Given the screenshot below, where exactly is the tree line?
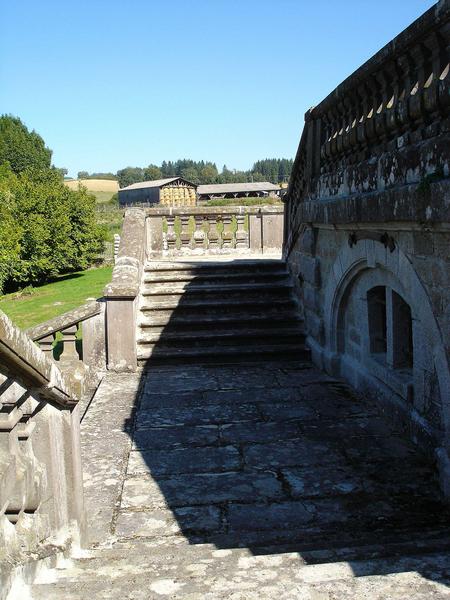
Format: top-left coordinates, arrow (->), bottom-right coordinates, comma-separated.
0,115 -> 104,294
77,158 -> 293,189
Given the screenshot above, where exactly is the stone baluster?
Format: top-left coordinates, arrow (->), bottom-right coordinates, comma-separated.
396,53 -> 414,132
58,325 -> 86,397
192,215 -> 206,249
207,216 -> 220,249
179,215 -> 191,249
164,216 -> 177,251
113,234 -> 121,263
221,215 -> 234,248
235,214 -> 249,249
408,43 -> 428,126
423,32 -> 445,118
38,333 -> 55,358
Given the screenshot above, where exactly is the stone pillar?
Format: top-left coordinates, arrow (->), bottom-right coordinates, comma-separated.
104,208 -> 145,373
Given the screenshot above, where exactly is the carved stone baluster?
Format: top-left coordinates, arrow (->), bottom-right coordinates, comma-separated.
221,215 -> 234,249
59,325 -> 80,363
207,216 -> 220,250
164,216 -> 176,251
38,334 -> 55,359
235,213 -> 249,249
179,215 -> 191,249
192,215 -> 206,250
58,324 -> 86,396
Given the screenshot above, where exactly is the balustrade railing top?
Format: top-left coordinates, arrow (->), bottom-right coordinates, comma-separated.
145,205 -> 284,257
26,300 -> 106,396
284,0 -> 449,256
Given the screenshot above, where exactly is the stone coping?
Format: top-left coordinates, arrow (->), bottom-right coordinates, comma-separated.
296,180 -> 450,226
144,205 -> 284,217
0,310 -> 77,407
27,300 -> 102,341
104,208 -> 146,298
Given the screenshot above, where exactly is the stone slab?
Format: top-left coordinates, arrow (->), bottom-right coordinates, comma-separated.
121,472 -> 284,509
220,421 -> 301,444
132,425 -> 219,450
136,403 -> 259,428
244,439 -> 344,469
127,445 -> 240,476
115,505 -> 221,539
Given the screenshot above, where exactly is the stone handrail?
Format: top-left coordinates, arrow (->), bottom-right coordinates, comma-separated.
284,0 -> 450,256
0,310 -> 84,597
1,310 -> 78,407
146,205 -> 284,257
26,300 -> 106,395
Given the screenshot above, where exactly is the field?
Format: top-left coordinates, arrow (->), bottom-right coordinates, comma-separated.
65,178 -> 119,193
0,267 -> 113,329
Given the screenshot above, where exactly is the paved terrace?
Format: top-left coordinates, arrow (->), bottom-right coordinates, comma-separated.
64,359 -> 450,599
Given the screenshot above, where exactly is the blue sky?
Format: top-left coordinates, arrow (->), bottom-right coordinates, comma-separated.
0,0 -> 436,177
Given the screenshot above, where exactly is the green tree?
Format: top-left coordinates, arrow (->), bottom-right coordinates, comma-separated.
180,167 -> 200,184
116,166 -> 145,188
0,115 -> 52,174
199,163 -> 218,184
78,170 -> 89,179
144,164 -> 162,180
0,164 -> 105,293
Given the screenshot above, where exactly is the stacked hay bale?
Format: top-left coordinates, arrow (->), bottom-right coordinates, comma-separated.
160,184 -> 197,207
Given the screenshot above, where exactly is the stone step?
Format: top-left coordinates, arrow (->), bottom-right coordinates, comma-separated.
30,544 -> 450,598
138,313 -> 302,329
137,342 -> 310,363
136,326 -> 305,346
144,260 -> 286,275
144,270 -> 290,285
41,527 -> 450,577
140,281 -> 294,297
139,296 -> 297,312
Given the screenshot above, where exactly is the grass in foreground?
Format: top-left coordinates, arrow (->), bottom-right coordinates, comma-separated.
0,267 -> 113,329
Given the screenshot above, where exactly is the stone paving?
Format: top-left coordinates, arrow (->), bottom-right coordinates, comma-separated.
32,360 -> 450,598
114,361 -> 450,554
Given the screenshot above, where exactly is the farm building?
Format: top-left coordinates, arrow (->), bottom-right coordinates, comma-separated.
197,182 -> 281,200
119,177 -> 197,207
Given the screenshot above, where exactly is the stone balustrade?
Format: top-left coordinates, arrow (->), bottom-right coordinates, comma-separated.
0,310 -> 84,599
26,300 -> 106,397
146,205 -> 284,257
284,0 -> 450,256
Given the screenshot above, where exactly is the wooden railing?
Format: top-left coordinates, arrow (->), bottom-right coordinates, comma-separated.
0,310 -> 84,599
284,0 -> 450,256
146,206 -> 284,257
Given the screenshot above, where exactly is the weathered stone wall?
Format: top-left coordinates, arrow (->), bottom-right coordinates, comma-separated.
285,1 -> 450,494
0,310 -> 84,599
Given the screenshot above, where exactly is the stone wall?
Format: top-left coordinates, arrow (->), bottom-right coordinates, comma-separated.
0,310 -> 84,599
284,1 -> 450,494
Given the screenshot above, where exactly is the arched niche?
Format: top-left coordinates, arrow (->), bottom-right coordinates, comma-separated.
321,237 -> 450,494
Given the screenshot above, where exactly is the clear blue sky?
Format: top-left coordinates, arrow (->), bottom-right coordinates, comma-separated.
0,0 -> 436,177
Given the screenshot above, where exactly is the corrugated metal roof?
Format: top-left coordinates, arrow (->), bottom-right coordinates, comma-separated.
197,182 -> 280,195
120,177 -> 196,191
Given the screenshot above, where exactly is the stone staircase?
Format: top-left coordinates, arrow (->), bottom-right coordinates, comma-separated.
27,540 -> 450,599
136,259 -> 309,365
23,261 -> 450,599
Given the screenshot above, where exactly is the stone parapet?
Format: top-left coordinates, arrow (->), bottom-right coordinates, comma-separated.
0,310 -> 84,598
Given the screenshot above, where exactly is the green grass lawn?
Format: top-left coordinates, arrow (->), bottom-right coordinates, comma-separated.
92,190 -> 116,203
0,267 -> 113,329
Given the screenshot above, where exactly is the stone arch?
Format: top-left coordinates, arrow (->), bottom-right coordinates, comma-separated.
321,238 -> 450,492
